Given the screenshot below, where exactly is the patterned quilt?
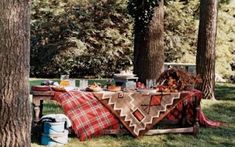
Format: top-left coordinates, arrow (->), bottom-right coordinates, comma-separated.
94,91 -> 190,137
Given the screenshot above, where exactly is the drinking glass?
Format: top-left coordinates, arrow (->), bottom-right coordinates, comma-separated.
146,79 -> 156,89
79,79 -> 88,90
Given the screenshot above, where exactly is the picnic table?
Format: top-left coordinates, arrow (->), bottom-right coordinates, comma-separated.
31,87 -> 204,140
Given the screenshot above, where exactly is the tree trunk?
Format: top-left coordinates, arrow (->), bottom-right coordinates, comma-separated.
0,0 -> 31,146
134,0 -> 164,83
196,0 -> 218,100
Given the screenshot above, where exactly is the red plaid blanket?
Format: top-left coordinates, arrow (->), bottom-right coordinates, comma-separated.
166,89 -> 222,127
52,91 -> 119,141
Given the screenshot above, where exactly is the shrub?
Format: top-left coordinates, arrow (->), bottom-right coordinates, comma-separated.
31,0 -> 133,78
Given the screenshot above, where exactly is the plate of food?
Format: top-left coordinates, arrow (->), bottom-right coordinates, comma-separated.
107,85 -> 122,92
85,83 -> 103,92
51,86 -> 66,92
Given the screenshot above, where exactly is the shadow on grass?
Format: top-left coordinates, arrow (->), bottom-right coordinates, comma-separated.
202,101 -> 235,122
215,83 -> 235,101
198,100 -> 235,146
31,125 -> 42,145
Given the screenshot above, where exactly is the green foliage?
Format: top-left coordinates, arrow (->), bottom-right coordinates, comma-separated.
216,4 -> 235,77
164,1 -> 234,78
31,0 -> 133,78
128,0 -> 160,32
164,0 -> 199,63
31,0 -> 234,78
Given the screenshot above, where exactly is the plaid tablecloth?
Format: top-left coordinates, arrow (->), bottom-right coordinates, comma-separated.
52,91 -> 119,141
166,89 -> 222,127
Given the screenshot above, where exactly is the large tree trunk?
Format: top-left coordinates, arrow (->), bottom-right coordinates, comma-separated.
133,0 -> 164,83
196,0 -> 218,100
0,0 -> 31,146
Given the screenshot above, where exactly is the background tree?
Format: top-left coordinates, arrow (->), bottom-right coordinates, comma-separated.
30,0 -> 234,79
196,0 -> 218,100
128,0 -> 164,82
164,0 -> 199,63
30,0 -> 133,78
0,0 -> 31,146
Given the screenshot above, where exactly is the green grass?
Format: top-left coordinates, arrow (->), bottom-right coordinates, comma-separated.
31,81 -> 235,147
215,83 -> 235,100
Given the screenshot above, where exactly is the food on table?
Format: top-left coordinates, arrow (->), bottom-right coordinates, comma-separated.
60,80 -> 70,87
107,85 -> 121,92
136,82 -> 145,89
156,68 -> 202,92
155,85 -> 178,93
86,82 -> 102,92
51,86 -> 66,92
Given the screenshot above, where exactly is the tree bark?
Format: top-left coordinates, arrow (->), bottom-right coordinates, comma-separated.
0,0 -> 31,146
196,0 -> 218,100
133,0 -> 164,83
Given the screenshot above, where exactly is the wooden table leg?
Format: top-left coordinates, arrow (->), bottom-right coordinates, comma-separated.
40,100 -> 44,118
32,97 -> 43,124
193,96 -> 200,136
180,100 -> 188,127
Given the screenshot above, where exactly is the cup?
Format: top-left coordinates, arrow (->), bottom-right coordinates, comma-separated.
69,79 -> 76,87
79,79 -> 88,90
146,79 -> 156,89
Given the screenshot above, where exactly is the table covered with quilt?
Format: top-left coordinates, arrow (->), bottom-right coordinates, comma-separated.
34,89 -> 221,141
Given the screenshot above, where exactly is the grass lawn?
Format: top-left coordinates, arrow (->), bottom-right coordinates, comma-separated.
31,81 -> 235,147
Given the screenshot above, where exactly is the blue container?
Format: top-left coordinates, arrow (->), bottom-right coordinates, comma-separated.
41,130 -> 68,146
44,121 -> 65,134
